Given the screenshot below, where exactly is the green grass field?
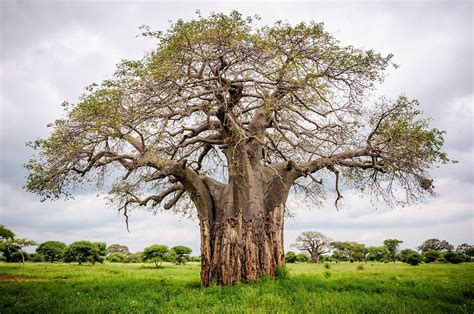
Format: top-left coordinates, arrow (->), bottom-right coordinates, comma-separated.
1,262 -> 473,313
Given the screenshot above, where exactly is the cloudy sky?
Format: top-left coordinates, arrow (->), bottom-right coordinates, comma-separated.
1,0 -> 472,254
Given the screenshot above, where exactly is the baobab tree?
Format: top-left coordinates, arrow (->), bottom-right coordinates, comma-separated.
25,12 -> 449,285
291,231 -> 332,263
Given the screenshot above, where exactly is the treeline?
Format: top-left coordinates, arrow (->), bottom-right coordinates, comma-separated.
286,231 -> 473,266
0,225 -> 199,266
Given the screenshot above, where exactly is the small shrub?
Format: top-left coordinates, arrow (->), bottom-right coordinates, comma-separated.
423,250 -> 441,263
357,264 -> 364,270
405,252 -> 423,266
324,263 -> 331,269
285,251 -> 297,263
296,253 -> 310,263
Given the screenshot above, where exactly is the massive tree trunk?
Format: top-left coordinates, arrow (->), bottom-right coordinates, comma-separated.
199,203 -> 286,286
195,136 -> 295,286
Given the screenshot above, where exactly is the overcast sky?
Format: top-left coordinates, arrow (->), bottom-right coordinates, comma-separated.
1,0 -> 472,254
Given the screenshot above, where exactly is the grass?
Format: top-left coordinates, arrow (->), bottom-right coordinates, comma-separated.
0,262 -> 473,313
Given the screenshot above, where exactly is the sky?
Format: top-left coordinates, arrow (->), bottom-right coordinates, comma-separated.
0,0 -> 473,255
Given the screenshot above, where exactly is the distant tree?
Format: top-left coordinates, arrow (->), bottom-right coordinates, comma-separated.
29,253 -> 43,262
296,252 -> 311,263
319,255 -> 332,263
143,245 -> 169,268
399,249 -> 417,263
444,251 -> 466,264
107,252 -> 126,263
285,251 -> 297,263
367,246 -> 390,262
107,244 -> 130,256
351,243 -> 368,262
422,250 -> 441,263
124,252 -> 143,263
383,239 -> 403,262
405,252 -> 423,266
36,241 -> 67,262
170,246 -> 192,265
418,239 -> 454,253
0,225 -> 15,240
0,238 -> 37,263
456,243 -> 474,257
63,241 -> 107,265
291,231 -> 332,263
331,241 -> 365,262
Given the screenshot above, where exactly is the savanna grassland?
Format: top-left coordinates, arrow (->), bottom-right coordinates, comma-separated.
0,262 -> 473,313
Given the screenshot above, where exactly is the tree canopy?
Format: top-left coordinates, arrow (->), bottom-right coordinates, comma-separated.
25,11 -> 448,220
418,239 -> 454,253
36,241 -> 67,262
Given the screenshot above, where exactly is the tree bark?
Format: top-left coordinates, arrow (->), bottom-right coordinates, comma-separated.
195,152 -> 295,286
199,203 -> 285,286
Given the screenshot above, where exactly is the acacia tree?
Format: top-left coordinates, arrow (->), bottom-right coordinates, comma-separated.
291,231 -> 332,263
383,239 -> 403,262
25,12 -> 449,285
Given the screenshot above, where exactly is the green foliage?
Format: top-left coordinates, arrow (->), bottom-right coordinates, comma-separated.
0,237 -> 37,263
456,243 -> 474,257
275,265 -> 289,279
405,252 -> 423,266
170,245 -> 192,265
423,250 -> 442,263
0,225 -> 15,240
444,251 -> 467,264
324,263 -> 331,269
367,246 -> 390,262
107,244 -> 130,256
63,241 -> 107,265
400,249 -> 418,263
107,252 -> 126,263
124,252 -> 143,263
285,251 -> 297,263
357,265 -> 364,270
418,239 -> 454,253
296,252 -> 311,263
36,241 -> 66,262
28,253 -> 43,262
143,244 -> 169,268
383,239 -> 403,262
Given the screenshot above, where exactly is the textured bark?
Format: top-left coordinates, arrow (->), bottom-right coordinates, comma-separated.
199,204 -> 286,286
196,149 -> 294,285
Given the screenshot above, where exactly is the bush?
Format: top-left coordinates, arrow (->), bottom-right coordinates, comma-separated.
444,251 -> 466,264
296,253 -> 310,263
357,264 -> 364,270
29,253 -> 43,262
324,263 -> 331,269
285,251 -> 297,263
124,252 -> 143,263
405,252 -> 423,266
107,252 -> 126,263
423,250 -> 441,263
